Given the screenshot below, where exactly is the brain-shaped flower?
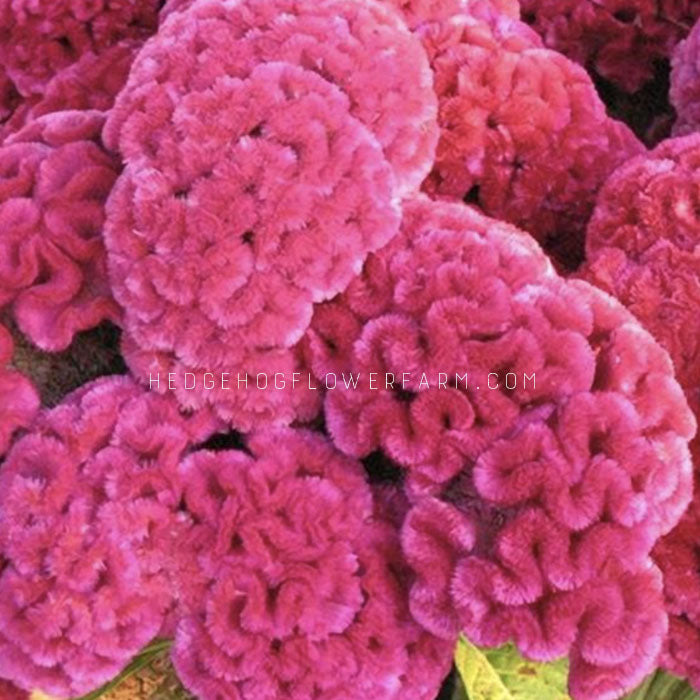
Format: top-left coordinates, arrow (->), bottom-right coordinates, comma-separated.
0,323 -> 38,457
671,18 -> 700,136
0,109 -> 121,351
0,0 -> 161,99
520,0 -> 700,93
0,376 -> 219,697
381,0 -> 518,29
172,428 -> 453,700
303,196 -> 695,699
418,12 -> 643,266
106,60 -> 399,429
105,0 -> 438,194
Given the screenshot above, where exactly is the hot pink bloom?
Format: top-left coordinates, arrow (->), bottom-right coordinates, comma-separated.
172,428 -> 453,700
304,196 -> 695,699
381,0 -> 519,29
0,109 -> 121,350
106,60 -> 399,429
0,0 -> 160,99
520,0 -> 700,93
0,376 -> 219,697
105,0 -> 438,195
419,12 -> 643,266
672,18 -> 700,135
0,324 -> 38,457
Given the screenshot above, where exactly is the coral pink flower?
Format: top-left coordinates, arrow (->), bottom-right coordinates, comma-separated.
0,376 -> 219,697
0,0 -> 160,99
520,0 -> 700,93
0,324 -> 38,457
106,60 -> 400,430
0,110 -> 121,351
418,11 -> 643,266
172,428 -> 453,700
672,18 -> 700,135
106,0 -> 438,194
304,196 -> 695,699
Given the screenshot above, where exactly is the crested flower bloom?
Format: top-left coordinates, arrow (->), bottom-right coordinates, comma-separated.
520,0 -> 700,93
382,0 -> 519,29
418,11 -> 643,266
0,323 -> 38,457
303,196 -> 696,699
671,18 -> 700,135
0,376 -> 220,697
105,0 -> 438,195
171,428 -> 453,700
105,59 -> 400,430
0,109 -> 121,350
0,0 -> 160,99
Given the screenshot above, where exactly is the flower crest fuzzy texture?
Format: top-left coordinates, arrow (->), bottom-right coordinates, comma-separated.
105,59 -> 401,430
381,0 -> 519,29
0,109 -> 121,351
171,428 -> 453,700
671,17 -> 700,136
0,0 -> 161,99
0,376 -> 220,697
417,10 -> 643,267
303,196 -> 696,700
520,0 -> 700,93
0,323 -> 38,458
105,0 -> 438,195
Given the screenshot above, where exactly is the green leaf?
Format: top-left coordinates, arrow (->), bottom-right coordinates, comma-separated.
454,636 -> 570,700
622,670 -> 700,700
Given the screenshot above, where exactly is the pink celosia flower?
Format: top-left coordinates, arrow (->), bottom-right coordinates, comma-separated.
418,11 -> 643,266
0,679 -> 28,700
171,428 -> 453,700
671,18 -> 700,135
106,60 -> 400,429
303,196 -> 695,699
0,0 -> 160,99
0,376 -> 219,697
0,324 -> 38,457
381,0 -> 519,29
520,0 -> 700,93
0,109 -> 121,351
105,0 -> 438,194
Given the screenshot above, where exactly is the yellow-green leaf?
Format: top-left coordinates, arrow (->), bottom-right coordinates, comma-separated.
622,670 -> 700,700
455,637 -> 570,700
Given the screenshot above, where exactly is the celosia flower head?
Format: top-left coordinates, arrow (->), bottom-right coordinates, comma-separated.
671,17 -> 700,135
172,428 -> 453,700
0,376 -> 219,697
304,196 -> 695,699
0,109 -> 121,350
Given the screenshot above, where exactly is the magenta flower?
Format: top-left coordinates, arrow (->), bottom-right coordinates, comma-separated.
0,376 -> 220,697
0,323 -> 38,457
304,196 -> 695,699
105,0 -> 438,195
0,109 -> 121,350
417,11 -> 643,265
0,0 -> 160,99
672,18 -> 700,136
520,0 -> 700,93
382,0 -> 519,29
171,428 -> 453,700
0,679 -> 28,699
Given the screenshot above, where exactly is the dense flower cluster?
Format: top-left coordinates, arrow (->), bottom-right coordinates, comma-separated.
416,8 -> 643,265
172,429 -> 453,700
0,376 -> 219,696
520,0 -> 700,93
304,196 -> 696,699
0,109 -> 120,350
672,19 -> 700,136
0,323 -> 38,457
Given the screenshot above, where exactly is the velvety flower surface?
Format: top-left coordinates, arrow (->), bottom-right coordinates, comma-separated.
520,0 -> 700,93
0,0 -> 161,99
418,11 -> 643,266
672,18 -> 700,135
0,679 -> 28,700
106,0 -> 438,194
106,60 -> 399,429
0,376 -> 219,698
382,0 -> 519,29
172,428 -> 453,700
0,323 -> 38,457
0,109 -> 121,351
304,196 -> 695,699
